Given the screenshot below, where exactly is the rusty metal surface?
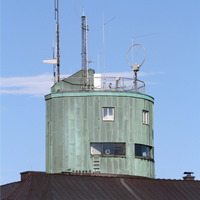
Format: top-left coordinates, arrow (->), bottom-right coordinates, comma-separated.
1,171 -> 200,200
0,181 -> 21,200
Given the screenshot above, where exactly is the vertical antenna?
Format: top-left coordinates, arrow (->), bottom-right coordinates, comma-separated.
53,41 -> 56,84
102,1 -> 115,87
81,7 -> 89,80
103,4 -> 105,81
135,45 -> 137,64
97,53 -> 102,74
98,54 -> 99,73
131,38 -> 134,85
132,38 -> 133,66
86,15 -> 88,80
55,0 -> 60,82
98,54 -> 100,74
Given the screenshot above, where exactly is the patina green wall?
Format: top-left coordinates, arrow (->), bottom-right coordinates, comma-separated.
45,91 -> 155,178
51,69 -> 95,92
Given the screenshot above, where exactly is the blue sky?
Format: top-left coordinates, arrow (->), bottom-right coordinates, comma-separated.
1,0 -> 200,185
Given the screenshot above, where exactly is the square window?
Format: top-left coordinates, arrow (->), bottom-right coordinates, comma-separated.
114,143 -> 126,155
142,110 -> 148,124
102,108 -> 114,121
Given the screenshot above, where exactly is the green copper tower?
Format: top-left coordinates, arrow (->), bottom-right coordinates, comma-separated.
45,69 -> 154,178
44,11 -> 155,178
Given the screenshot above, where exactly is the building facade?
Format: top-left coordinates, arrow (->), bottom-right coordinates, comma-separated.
45,69 -> 155,178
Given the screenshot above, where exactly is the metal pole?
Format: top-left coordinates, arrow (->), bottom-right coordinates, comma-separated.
53,41 -> 56,84
103,12 -> 105,79
132,38 -> 133,66
103,16 -> 115,80
132,38 -> 134,89
56,0 -> 60,82
98,54 -> 99,73
86,16 -> 88,82
135,45 -> 137,64
134,71 -> 137,92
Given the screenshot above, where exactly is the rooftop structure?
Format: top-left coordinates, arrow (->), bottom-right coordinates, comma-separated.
1,2 -> 199,200
50,70 -> 145,93
1,171 -> 200,200
44,5 -> 154,178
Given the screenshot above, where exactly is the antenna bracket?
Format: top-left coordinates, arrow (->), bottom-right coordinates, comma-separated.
132,64 -> 140,71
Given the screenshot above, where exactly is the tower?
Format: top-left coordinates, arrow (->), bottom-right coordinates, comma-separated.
45,12 -> 155,178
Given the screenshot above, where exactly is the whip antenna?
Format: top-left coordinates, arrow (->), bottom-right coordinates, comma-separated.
43,0 -> 61,83
55,0 -> 60,82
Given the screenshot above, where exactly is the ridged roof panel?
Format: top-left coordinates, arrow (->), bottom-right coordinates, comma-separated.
1,172 -> 200,200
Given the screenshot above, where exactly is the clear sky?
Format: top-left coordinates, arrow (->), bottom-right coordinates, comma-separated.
1,0 -> 200,185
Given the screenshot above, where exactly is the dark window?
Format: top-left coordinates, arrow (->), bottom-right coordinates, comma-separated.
91,143 -> 125,157
114,143 -> 126,155
135,144 -> 154,160
102,143 -> 114,155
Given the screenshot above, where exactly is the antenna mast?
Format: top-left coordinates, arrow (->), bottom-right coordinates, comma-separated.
81,7 -> 89,79
126,44 -> 146,91
53,41 -> 56,84
55,0 -> 60,82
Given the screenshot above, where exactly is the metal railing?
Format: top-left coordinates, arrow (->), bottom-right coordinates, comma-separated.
58,76 -> 145,94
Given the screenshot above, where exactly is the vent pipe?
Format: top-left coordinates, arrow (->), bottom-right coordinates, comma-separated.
183,172 -> 195,181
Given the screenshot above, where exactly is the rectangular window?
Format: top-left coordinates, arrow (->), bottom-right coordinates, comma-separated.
135,144 -> 154,160
142,110 -> 148,124
102,107 -> 114,121
91,143 -> 125,157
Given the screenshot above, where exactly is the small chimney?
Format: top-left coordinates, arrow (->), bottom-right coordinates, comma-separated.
183,172 -> 195,181
20,171 -> 33,181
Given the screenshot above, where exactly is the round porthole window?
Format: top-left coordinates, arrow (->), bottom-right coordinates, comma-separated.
105,149 -> 110,155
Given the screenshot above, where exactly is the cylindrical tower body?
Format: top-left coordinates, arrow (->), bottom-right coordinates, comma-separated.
45,69 -> 155,178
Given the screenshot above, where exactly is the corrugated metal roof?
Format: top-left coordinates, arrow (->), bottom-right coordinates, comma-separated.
1,171 -> 200,200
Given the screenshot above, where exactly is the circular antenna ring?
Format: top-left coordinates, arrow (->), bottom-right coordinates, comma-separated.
126,44 -> 146,71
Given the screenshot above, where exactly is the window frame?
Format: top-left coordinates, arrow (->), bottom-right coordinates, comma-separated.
142,110 -> 149,125
135,144 -> 154,161
90,142 -> 126,157
102,107 -> 115,121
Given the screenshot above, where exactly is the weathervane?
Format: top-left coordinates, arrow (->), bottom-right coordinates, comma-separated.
126,44 -> 146,91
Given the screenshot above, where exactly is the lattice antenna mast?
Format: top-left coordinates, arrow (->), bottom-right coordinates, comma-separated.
55,0 -> 60,82
81,7 -> 89,78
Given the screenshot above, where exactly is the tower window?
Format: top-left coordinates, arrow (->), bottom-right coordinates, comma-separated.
135,144 -> 154,160
102,108 -> 114,121
142,110 -> 149,124
91,143 -> 125,156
